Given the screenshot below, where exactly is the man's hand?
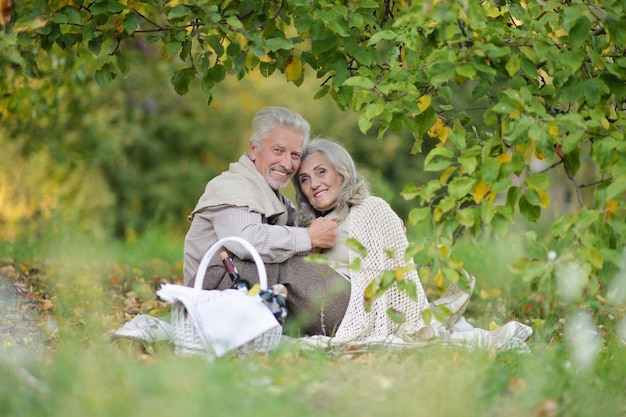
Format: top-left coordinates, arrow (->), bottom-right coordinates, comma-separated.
307,216 -> 338,250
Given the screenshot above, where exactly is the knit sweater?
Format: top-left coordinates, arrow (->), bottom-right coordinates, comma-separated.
326,196 -> 436,344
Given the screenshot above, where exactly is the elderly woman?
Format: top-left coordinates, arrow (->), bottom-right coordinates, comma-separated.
293,138 -> 437,344
294,138 -> 533,350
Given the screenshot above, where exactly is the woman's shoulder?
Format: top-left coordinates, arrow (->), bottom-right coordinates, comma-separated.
351,196 -> 399,224
355,196 -> 393,212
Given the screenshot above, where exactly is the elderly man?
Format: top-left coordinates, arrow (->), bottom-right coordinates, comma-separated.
183,106 -> 350,336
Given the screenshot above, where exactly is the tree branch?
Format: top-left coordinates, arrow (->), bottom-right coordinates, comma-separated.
562,157 -> 585,207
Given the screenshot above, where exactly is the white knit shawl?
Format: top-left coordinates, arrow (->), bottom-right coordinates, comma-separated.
326,196 -> 436,345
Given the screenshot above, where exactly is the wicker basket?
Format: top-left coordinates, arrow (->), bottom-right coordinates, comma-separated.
168,236 -> 283,359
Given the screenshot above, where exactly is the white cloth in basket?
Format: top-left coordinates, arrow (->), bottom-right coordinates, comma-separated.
157,283 -> 280,357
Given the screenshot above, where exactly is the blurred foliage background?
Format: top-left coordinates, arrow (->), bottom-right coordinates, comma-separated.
0,47 -> 438,242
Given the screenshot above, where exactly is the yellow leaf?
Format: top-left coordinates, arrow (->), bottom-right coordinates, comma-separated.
116,17 -> 124,33
483,2 -> 499,17
395,268 -> 404,282
487,288 -> 501,299
496,152 -> 511,164
427,118 -> 443,138
486,191 -> 497,203
439,166 -> 456,185
589,248 -> 604,269
538,69 -> 553,86
472,179 -> 491,204
259,55 -> 276,63
285,55 -> 302,82
547,122 -> 559,137
601,117 -> 610,130
435,269 -> 443,287
417,95 -> 432,113
604,199 -> 619,219
433,206 -> 443,221
489,321 -> 501,331
247,284 -> 261,296
536,188 -> 550,208
438,126 -> 451,145
510,15 -> 524,27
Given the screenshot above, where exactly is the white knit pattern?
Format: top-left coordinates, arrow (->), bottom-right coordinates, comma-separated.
332,196 -> 434,344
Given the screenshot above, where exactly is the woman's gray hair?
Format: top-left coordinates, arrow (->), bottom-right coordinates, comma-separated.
249,106 -> 311,147
294,138 -> 370,226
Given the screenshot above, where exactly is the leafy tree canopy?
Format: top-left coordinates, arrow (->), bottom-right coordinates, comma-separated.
2,0 -> 626,330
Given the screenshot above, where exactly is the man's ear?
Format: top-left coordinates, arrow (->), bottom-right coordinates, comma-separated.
248,142 -> 257,161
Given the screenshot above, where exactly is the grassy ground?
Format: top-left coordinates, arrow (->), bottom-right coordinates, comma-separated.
1,226 -> 625,417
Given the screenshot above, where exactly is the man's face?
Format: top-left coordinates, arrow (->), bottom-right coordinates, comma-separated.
249,126 -> 305,190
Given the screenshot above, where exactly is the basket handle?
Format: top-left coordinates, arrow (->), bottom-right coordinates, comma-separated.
193,236 -> 268,291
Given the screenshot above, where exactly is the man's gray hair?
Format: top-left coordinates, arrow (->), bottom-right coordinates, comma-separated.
250,106 -> 311,147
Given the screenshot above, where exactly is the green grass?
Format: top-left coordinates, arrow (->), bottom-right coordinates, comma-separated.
1,224 -> 625,417
2,335 -> 626,417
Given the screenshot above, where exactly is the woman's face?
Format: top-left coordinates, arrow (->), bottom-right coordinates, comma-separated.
297,151 -> 344,212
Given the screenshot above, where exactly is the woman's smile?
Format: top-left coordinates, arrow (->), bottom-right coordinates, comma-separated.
297,152 -> 344,212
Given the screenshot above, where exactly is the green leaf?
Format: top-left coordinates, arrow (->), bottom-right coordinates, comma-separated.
605,12 -> 626,47
481,201 -> 495,224
458,156 -> 478,176
167,5 -> 192,20
123,12 -> 142,34
345,237 -> 367,257
88,37 -> 103,55
56,33 -> 82,49
386,308 -> 407,324
519,194 -> 540,222
343,76 -> 375,89
348,257 -> 362,272
561,77 -> 584,102
303,254 -> 331,265
397,278 -> 417,300
265,37 -> 294,51
171,67 -> 196,95
584,78 -> 609,107
201,64 -> 226,92
526,172 -> 549,190
226,15 -> 243,29
456,63 -> 476,78
480,157 -> 500,184
424,147 -> 454,170
51,6 -> 82,25
458,207 -> 475,227
164,42 -> 182,59
408,207 -> 430,225
379,270 -> 396,290
448,177 -> 476,199
95,63 -> 115,88
428,62 -> 456,86
568,16 -> 591,50
505,55 -> 520,77
563,149 -> 580,176
401,183 -> 420,200
367,30 -> 397,44
605,175 -> 626,201
115,51 -> 129,75
92,1 -> 125,15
